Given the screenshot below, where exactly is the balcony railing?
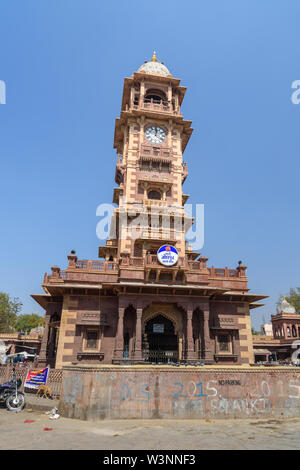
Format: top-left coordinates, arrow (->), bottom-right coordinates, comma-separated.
44,254 -> 245,285
46,260 -> 118,283
135,227 -> 182,241
131,98 -> 181,115
209,268 -> 239,278
143,97 -> 171,110
119,257 -> 144,267
75,260 -> 118,271
187,263 -> 239,278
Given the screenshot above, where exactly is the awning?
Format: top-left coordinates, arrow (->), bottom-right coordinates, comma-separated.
254,349 -> 271,355
7,351 -> 36,358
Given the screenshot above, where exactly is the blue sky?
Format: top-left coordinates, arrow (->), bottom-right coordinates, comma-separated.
0,1 -> 299,329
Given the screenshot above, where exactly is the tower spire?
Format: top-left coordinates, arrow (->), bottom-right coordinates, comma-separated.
151,51 -> 157,62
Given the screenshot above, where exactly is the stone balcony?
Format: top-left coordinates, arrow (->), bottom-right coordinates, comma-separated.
136,227 -> 182,241
140,144 -> 173,159
145,254 -> 187,268
130,98 -> 181,116
115,154 -> 125,184
137,172 -> 172,185
44,257 -> 119,286
43,252 -> 248,291
115,201 -> 190,218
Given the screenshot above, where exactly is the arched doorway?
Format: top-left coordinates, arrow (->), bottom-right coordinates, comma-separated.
144,314 -> 178,363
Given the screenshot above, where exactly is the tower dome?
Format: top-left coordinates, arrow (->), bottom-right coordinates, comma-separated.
277,297 -> 296,314
137,51 -> 171,77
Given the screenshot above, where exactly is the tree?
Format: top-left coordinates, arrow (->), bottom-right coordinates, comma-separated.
0,292 -> 22,333
286,287 -> 300,312
278,287 -> 300,312
15,314 -> 45,334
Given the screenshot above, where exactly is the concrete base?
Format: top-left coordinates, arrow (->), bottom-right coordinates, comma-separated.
59,364 -> 300,420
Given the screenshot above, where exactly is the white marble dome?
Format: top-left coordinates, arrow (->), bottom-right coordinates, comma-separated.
137,53 -> 171,76
277,297 -> 296,314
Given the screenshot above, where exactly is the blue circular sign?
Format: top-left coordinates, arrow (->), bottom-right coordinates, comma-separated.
157,245 -> 179,267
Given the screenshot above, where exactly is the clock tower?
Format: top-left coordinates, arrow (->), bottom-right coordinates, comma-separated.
34,53 -> 266,369
100,51 -> 193,266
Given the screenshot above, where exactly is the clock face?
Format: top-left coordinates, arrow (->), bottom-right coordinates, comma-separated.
145,126 -> 166,144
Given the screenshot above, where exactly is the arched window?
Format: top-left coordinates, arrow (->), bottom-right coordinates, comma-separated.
148,189 -> 161,200
144,88 -> 167,104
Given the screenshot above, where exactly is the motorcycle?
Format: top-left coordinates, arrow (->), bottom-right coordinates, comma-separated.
0,367 -> 26,411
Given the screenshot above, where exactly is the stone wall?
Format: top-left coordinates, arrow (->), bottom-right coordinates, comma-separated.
59,365 -> 300,420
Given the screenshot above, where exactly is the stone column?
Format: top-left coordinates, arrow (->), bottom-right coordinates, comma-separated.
186,307 -> 195,361
199,256 -> 208,271
114,307 -> 125,360
195,337 -> 200,359
67,252 -> 77,268
130,85 -> 134,107
203,309 -> 213,364
139,79 -> 145,108
237,263 -> 247,278
134,308 -> 143,361
143,182 -> 149,203
178,334 -> 183,361
38,313 -> 50,366
167,119 -> 172,146
199,331 -> 203,359
51,266 -> 60,279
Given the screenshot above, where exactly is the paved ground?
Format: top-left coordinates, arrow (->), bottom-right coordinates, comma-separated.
1,405 -> 300,450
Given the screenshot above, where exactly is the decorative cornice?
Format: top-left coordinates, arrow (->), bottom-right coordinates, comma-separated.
62,364 -> 300,374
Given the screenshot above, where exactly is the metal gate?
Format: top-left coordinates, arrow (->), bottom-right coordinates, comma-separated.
143,349 -> 178,364
144,314 -> 178,364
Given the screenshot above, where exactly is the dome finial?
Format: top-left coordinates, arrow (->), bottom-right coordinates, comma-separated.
137,55 -> 171,76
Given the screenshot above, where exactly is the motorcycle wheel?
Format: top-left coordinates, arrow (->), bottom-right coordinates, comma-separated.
6,392 -> 26,412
